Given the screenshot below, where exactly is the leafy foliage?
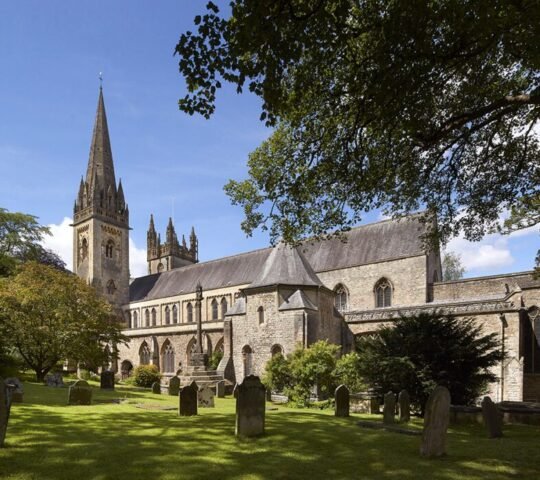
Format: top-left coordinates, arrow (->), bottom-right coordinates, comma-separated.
334,352 -> 365,393
177,2 -> 540,247
0,262 -> 126,381
442,251 -> 466,281
356,312 -> 505,413
263,352 -> 292,393
132,364 -> 161,388
208,349 -> 224,371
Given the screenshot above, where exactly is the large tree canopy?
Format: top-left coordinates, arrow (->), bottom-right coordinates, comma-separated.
176,1 -> 540,249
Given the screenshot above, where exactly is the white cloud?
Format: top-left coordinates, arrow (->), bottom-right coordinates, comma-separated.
42,217 -> 148,277
446,234 -> 514,271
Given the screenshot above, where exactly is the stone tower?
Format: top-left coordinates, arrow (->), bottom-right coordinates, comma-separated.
147,215 -> 198,274
72,87 -> 130,308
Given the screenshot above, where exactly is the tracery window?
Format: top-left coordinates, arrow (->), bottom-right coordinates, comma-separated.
211,299 -> 219,320
187,303 -> 193,323
165,306 -> 170,325
105,239 -> 115,259
258,306 -> 264,325
139,342 -> 151,365
334,284 -> 348,312
162,340 -> 175,373
221,298 -> 228,318
172,305 -> 178,323
375,278 -> 392,308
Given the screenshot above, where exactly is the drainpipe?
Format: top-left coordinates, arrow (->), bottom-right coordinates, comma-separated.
499,313 -> 508,402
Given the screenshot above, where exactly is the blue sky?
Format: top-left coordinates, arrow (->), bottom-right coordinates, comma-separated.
0,1 -> 537,278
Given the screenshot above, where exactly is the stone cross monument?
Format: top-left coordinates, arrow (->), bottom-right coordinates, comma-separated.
191,282 -> 208,368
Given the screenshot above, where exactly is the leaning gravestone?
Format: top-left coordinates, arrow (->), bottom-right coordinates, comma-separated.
481,396 -> 503,438
169,376 -> 180,396
179,381 -> 198,416
68,380 -> 92,405
235,375 -> 266,437
215,380 -> 225,398
1,378 -> 14,447
100,371 -> 115,390
5,378 -> 23,403
45,372 -> 64,388
420,386 -> 451,457
398,389 -> 410,423
198,385 -> 215,408
335,384 -> 350,417
152,381 -> 161,394
383,391 -> 396,424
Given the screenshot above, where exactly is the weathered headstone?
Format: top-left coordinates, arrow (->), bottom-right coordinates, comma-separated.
68,380 -> 92,405
335,384 -> 350,417
398,389 -> 410,423
45,372 -> 64,388
1,378 -> 14,447
481,396 -> 503,438
198,385 -> 215,408
179,381 -> 198,416
215,380 -> 225,398
420,386 -> 451,457
232,383 -> 239,398
100,371 -> 115,390
5,378 -> 23,403
370,397 -> 380,414
266,387 -> 272,401
152,381 -> 161,394
383,391 -> 396,424
235,375 -> 266,437
169,376 -> 180,396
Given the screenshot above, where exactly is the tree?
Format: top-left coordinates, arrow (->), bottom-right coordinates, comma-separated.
0,208 -> 50,276
176,1 -> 540,247
356,312 -> 504,414
263,352 -> 292,393
442,251 -> 466,281
0,262 -> 126,381
334,352 -> 365,393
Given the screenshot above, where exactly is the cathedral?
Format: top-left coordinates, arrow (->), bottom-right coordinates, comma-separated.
73,88 -> 540,402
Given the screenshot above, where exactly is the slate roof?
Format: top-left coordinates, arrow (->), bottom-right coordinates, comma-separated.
279,290 -> 318,311
225,297 -> 246,316
248,242 -> 322,289
129,215 -> 426,303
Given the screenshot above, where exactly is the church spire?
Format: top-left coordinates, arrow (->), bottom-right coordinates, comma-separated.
85,87 -> 116,192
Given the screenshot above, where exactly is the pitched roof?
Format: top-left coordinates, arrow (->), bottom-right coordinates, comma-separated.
279,290 -> 318,311
129,215 -> 426,303
248,243 -> 322,289
225,297 -> 246,316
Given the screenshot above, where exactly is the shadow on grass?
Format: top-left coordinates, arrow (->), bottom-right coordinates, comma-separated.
1,383 -> 539,480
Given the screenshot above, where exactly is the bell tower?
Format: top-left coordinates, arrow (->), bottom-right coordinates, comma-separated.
72,87 -> 130,307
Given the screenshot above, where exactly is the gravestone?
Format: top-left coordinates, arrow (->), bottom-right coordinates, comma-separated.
68,380 -> 92,405
179,381 -> 198,416
1,378 -> 14,447
481,396 -> 503,438
420,386 -> 451,457
5,378 -> 23,403
169,376 -> 180,396
100,371 -> 115,390
370,397 -> 380,414
398,390 -> 410,423
45,372 -> 64,388
232,383 -> 239,399
235,375 -> 266,437
383,391 -> 396,424
198,385 -> 215,408
152,381 -> 161,394
215,380 -> 225,398
266,388 -> 272,401
335,384 -> 350,417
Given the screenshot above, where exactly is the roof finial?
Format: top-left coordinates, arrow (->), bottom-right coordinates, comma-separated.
99,71 -> 103,89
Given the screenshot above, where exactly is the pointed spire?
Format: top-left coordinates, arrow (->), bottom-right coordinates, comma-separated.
182,234 -> 187,249
148,213 -> 156,233
117,179 -> 125,208
85,87 -> 116,193
166,217 -> 176,245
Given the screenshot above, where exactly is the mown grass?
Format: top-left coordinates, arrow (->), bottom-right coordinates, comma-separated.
1,380 -> 539,479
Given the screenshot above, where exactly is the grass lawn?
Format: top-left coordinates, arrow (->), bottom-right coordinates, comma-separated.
1,380 -> 539,480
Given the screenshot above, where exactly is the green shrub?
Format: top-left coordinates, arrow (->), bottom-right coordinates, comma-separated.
334,352 -> 365,393
133,364 -> 161,387
263,353 -> 292,392
208,350 -> 223,370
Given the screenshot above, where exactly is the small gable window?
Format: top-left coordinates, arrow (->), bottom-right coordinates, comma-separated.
375,278 -> 392,308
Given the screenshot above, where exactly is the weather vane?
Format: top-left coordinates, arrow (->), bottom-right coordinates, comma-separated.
99,72 -> 103,88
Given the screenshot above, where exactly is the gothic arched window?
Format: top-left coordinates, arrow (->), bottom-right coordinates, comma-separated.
221,298 -> 228,318
334,284 -> 348,312
151,308 -> 157,326
271,344 -> 283,357
139,342 -> 151,365
105,239 -> 115,259
145,309 -> 150,327
161,340 -> 175,373
211,299 -> 218,320
80,237 -> 88,262
258,306 -> 264,325
172,305 -> 178,323
165,306 -> 170,325
133,311 -> 138,328
157,263 -> 164,273
375,278 -> 392,308
106,279 -> 116,295
187,303 -> 193,323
